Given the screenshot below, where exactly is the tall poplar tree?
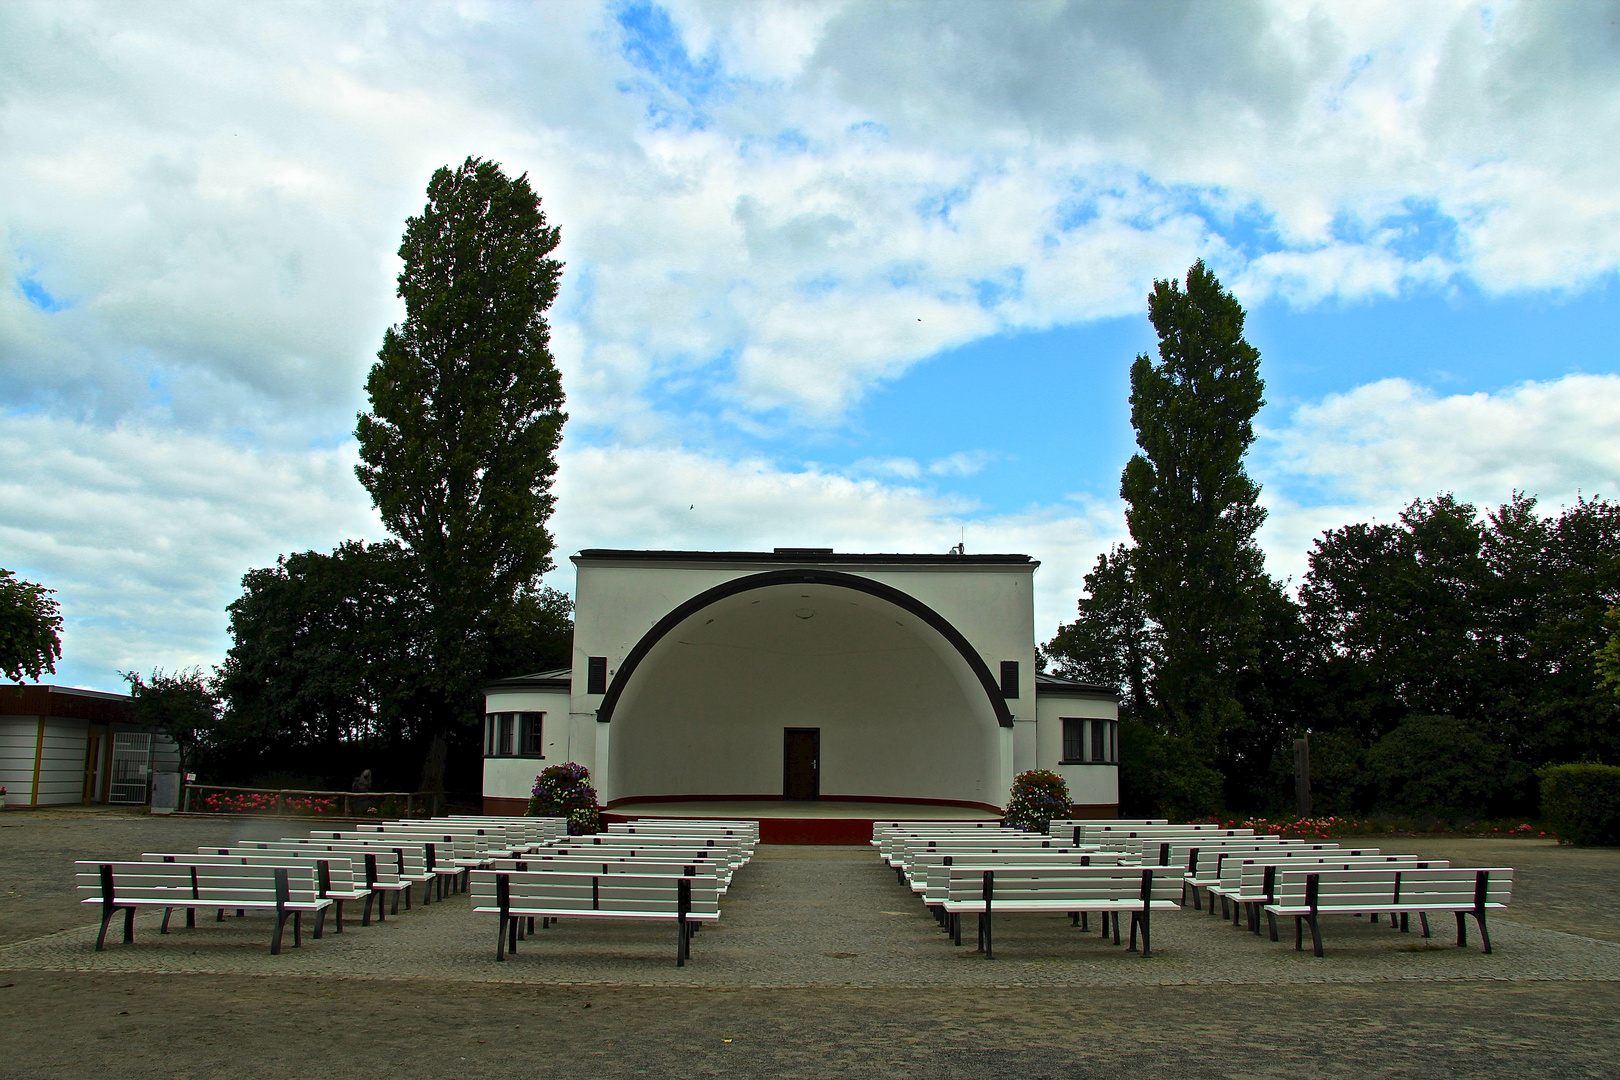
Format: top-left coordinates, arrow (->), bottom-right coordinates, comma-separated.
356,157 -> 568,788
1120,260 -> 1268,805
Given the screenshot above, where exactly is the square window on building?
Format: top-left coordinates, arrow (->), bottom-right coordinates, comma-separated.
498,714 -> 515,756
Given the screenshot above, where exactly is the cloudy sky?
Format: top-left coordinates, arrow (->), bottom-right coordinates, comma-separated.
4,0 -> 1619,693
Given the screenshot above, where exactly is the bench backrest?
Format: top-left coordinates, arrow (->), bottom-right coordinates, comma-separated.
234,838 -> 426,878
76,860 -> 322,906
1218,852 -> 1410,890
943,865 -> 1183,906
489,857 -> 724,881
1175,842 -> 1353,875
1270,867 -> 1513,910
1235,857 -> 1446,896
918,851 -> 1127,901
145,852 -> 361,895
468,869 -> 721,917
205,844 -> 411,886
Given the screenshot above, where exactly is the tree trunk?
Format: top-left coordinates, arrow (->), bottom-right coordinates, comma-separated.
418,729 -> 449,796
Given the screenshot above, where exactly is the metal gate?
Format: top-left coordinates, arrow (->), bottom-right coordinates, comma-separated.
108,732 -> 153,804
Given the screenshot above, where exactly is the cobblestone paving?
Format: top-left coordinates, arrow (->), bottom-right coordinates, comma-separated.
5,843 -> 1617,988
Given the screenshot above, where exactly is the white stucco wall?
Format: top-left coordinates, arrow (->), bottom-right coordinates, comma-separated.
1034,690 -> 1120,808
602,581 -> 1004,806
481,687 -> 572,801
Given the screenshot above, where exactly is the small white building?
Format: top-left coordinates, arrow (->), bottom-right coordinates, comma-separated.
482,549 -> 1119,835
0,685 -> 179,807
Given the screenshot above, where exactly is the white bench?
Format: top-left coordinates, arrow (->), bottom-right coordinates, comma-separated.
1219,855 -> 1441,932
1263,867 -> 1514,956
76,860 -> 332,954
201,845 -> 413,924
1173,843 -> 1352,910
147,852 -> 372,932
238,838 -> 434,908
469,868 -> 721,965
941,865 -> 1183,958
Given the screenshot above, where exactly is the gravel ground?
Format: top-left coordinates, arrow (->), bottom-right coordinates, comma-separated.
3,811 -> 1617,1078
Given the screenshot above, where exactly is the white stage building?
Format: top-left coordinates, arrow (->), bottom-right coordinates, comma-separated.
482,549 -> 1119,842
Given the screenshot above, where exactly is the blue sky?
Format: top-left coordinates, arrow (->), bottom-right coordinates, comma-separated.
3,0 -> 1620,691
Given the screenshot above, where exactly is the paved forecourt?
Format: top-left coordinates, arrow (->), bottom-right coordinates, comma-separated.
4,834 -> 1618,988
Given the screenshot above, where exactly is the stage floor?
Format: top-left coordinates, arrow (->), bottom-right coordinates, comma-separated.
602,800 -> 1001,843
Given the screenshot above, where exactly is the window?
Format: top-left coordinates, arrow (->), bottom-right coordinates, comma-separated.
484,712 -> 545,758
521,713 -> 544,756
587,656 -> 608,695
1091,718 -> 1106,763
1000,660 -> 1020,699
1062,718 -> 1084,763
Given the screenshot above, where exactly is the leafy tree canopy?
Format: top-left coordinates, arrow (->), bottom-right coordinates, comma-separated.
0,568 -> 62,683
122,667 -> 220,774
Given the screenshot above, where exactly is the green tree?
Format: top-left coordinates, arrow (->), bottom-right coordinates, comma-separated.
122,667 -> 220,778
0,568 -> 62,683
356,157 -> 569,789
1119,260 -> 1268,812
1043,545 -> 1157,722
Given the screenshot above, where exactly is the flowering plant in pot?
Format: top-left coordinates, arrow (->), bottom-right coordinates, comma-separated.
528,762 -> 601,834
1003,769 -> 1072,833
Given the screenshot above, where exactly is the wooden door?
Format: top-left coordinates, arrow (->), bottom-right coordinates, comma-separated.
82,731 -> 102,804
783,728 -> 820,801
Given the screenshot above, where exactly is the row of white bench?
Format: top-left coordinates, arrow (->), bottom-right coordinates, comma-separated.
875,821 -> 1516,959
468,820 -> 760,965
77,817 -> 572,954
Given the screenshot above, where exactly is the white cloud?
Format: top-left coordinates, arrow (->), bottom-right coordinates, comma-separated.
1254,372 -> 1620,581
0,416 -> 387,691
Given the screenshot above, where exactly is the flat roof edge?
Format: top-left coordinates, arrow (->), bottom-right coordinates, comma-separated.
572,549 -> 1037,567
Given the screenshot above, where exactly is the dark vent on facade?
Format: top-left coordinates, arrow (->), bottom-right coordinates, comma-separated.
587,656 -> 608,695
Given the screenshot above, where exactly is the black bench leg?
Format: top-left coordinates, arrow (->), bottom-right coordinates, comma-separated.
1080,912 -> 1089,932
1294,915 -> 1304,951
96,905 -> 117,951
391,890 -> 400,916
1420,913 -> 1431,938
403,886 -> 411,911
334,899 -> 344,934
1474,912 -> 1492,954
161,907 -> 172,934
1308,914 -> 1324,958
1112,912 -> 1121,946
216,908 -> 224,922
1070,911 -> 1079,927
1140,910 -> 1152,958
293,911 -> 303,948
186,907 -> 195,929
1455,912 -> 1467,948
1267,910 -> 1279,942
361,894 -> 373,927
1191,885 -> 1202,911
509,913 -> 520,955
984,910 -> 993,960
677,917 -> 688,967
1220,895 -> 1231,921
496,914 -> 508,961
124,906 -> 135,943
313,907 -> 326,940
270,912 -> 287,955
1128,912 -> 1138,952
1399,912 -> 1409,932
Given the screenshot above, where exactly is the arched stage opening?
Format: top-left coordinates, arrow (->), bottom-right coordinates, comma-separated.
602,576 -> 1009,818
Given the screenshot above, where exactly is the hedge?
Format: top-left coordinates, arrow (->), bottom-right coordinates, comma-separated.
1539,763 -> 1620,846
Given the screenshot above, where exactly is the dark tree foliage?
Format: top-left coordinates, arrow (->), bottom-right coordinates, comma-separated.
122,667 -> 220,777
352,156 -> 569,789
216,541 -> 426,784
0,568 -> 62,683
1120,260 -> 1268,761
1042,545 -> 1157,722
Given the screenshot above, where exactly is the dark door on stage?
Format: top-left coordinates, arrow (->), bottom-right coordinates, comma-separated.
783,728 -> 820,801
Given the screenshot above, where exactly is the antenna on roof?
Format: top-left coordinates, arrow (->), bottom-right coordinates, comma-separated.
949,527 -> 965,556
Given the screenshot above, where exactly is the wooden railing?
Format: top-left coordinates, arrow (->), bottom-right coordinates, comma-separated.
181,783 -> 448,819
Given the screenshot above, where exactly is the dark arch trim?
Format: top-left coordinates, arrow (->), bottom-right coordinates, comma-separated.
596,568 -> 1015,728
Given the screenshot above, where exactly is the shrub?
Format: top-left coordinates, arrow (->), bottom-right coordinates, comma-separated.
1539,763 -> 1620,846
1364,715 -> 1527,819
1118,721 -> 1222,821
1004,769 -> 1072,833
528,762 -> 601,834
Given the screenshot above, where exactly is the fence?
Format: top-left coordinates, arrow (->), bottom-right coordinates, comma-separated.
181,783 -> 449,818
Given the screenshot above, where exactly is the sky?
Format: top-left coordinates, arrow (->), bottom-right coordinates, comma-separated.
3,0 -> 1619,693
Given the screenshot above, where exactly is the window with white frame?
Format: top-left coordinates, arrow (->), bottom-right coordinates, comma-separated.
1060,717 -> 1118,764
484,712 -> 545,758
